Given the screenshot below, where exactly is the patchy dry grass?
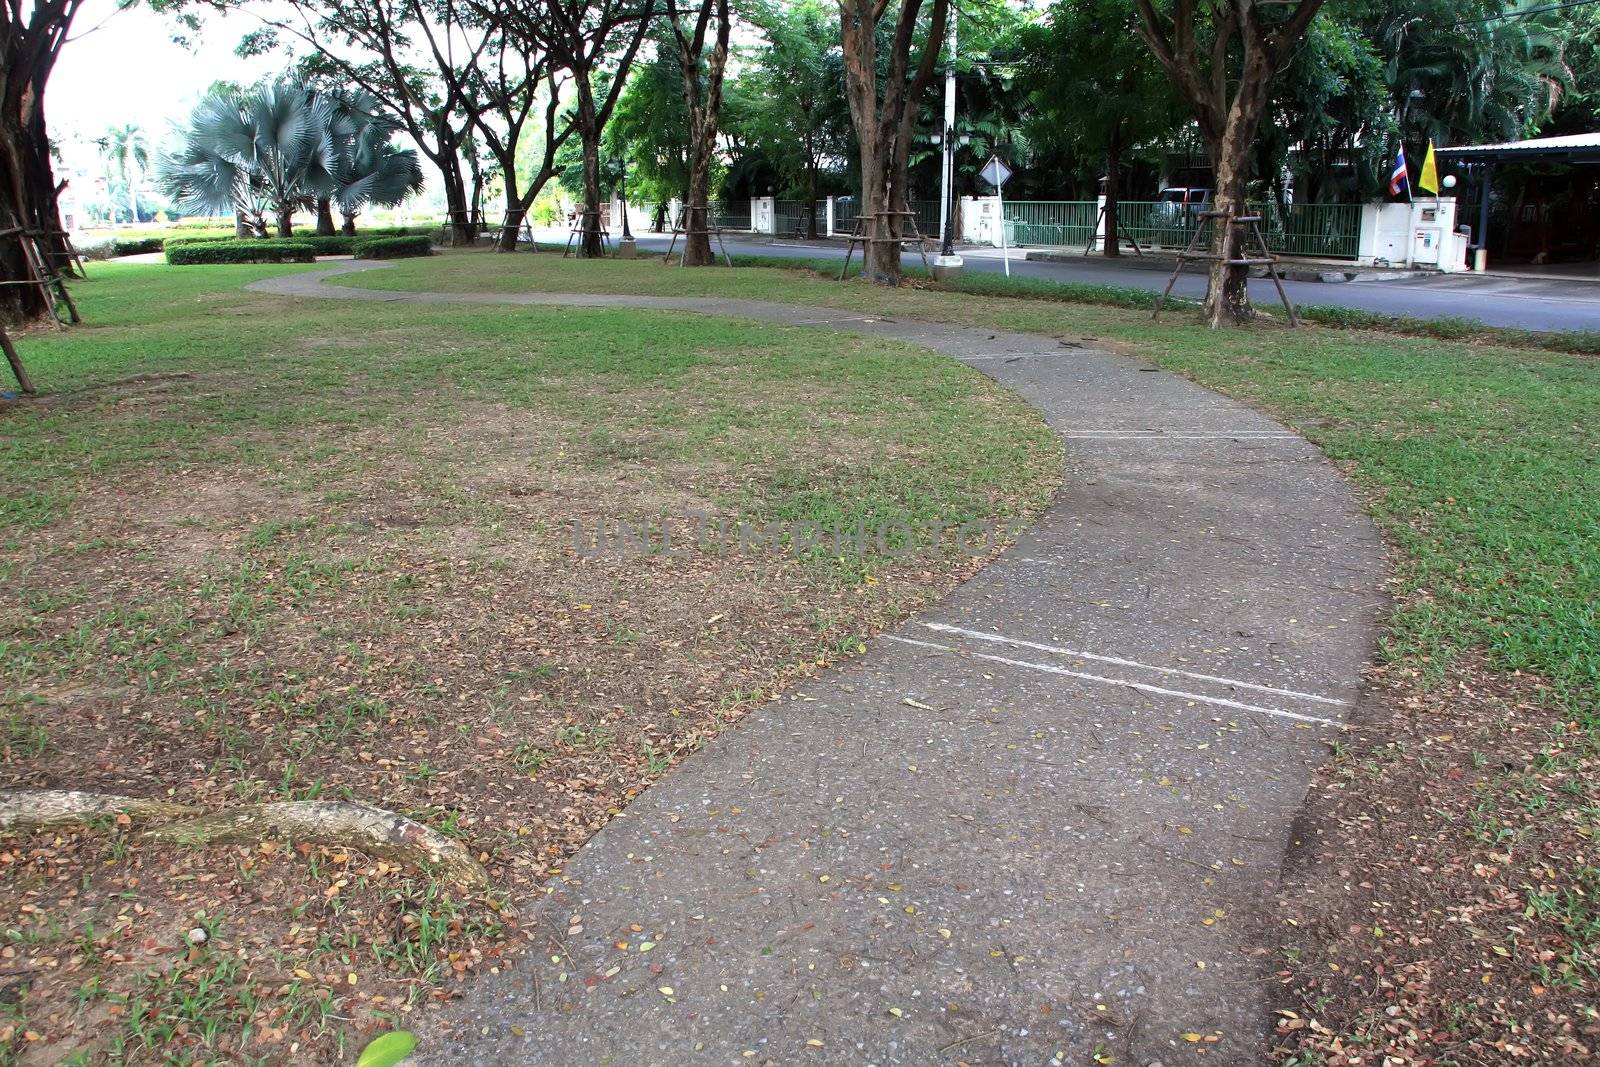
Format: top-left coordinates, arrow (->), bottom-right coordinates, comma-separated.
0,262 -> 1059,1063
346,249 -> 1600,1063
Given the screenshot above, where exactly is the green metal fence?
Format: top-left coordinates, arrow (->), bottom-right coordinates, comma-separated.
1003,201 -> 1098,248
1258,202 -> 1362,259
710,200 -> 750,231
1002,200 -> 1363,260
1114,201 -> 1206,251
774,199 -> 826,237
825,198 -> 940,238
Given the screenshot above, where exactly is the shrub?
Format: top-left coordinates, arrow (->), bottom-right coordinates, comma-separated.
165,240 -> 316,265
162,231 -> 248,249
109,237 -> 166,257
354,235 -> 432,259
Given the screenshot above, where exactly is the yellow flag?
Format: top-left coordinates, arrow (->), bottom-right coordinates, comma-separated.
1419,141 -> 1441,195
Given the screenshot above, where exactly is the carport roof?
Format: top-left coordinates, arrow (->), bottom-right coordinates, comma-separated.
1438,132 -> 1600,163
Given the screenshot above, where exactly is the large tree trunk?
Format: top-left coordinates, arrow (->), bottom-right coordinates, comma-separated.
1200,53 -> 1274,327
274,206 -> 294,238
0,85 -> 68,323
668,0 -> 731,267
438,149 -> 474,246
837,0 -> 948,286
1205,152 -> 1252,326
578,116 -> 604,258
1133,0 -> 1324,326
315,197 -> 336,236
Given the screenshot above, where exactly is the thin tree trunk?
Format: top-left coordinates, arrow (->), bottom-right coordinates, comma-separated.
125,147 -> 139,225
805,158 -> 819,239
1104,128 -> 1122,258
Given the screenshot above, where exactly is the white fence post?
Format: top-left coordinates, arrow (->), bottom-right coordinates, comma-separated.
826,197 -> 836,238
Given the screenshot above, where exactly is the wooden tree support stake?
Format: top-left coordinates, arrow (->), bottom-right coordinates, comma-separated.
837,209 -> 934,281
662,204 -> 731,267
1152,210 -> 1299,327
563,209 -> 613,259
1,325 -> 34,394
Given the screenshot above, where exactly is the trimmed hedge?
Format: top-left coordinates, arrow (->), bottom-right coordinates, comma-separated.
354,235 -> 432,259
163,232 -> 243,247
109,237 -> 166,256
162,226 -> 430,253
166,240 -> 316,265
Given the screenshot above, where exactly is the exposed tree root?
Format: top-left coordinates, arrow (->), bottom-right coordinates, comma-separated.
0,792 -> 488,888
144,800 -> 489,888
0,790 -> 200,831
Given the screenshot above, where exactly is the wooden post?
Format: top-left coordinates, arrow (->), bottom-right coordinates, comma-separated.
1,326 -> 36,394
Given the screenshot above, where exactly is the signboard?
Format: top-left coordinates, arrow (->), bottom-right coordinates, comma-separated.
980,155 -> 1013,190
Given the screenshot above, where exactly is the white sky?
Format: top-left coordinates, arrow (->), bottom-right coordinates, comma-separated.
50,0 -> 280,151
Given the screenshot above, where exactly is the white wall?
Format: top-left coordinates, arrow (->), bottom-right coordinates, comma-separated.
960,196 -> 1004,247
1358,198 -> 1467,272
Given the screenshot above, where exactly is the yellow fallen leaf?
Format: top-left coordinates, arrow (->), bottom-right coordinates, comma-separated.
1182,1033 -> 1203,1043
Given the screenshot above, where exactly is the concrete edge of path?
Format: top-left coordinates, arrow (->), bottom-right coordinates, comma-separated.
249,261 -> 1388,1066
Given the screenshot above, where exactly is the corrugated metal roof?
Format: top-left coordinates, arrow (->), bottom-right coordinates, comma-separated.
1438,133 -> 1600,160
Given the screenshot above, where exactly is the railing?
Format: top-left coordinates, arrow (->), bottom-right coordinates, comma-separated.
1115,201 -> 1207,251
1109,201 -> 1361,260
907,199 -> 944,239
773,199 -> 826,237
824,199 -> 942,238
1003,201 -> 1097,248
1259,202 -> 1362,260
834,198 -> 859,233
710,200 -> 750,232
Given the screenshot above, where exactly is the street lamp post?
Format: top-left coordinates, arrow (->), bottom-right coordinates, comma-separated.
933,9 -> 963,281
618,155 -> 638,259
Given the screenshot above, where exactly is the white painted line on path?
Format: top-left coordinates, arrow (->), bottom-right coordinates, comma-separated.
921,622 -> 1351,707
883,635 -> 1348,729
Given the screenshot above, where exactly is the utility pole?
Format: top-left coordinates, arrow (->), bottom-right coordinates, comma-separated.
933,8 -> 963,281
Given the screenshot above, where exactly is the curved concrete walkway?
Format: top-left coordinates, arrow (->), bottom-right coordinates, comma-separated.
251,264 -> 1386,1066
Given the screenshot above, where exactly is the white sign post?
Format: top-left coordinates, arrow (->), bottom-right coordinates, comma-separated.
980,155 -> 1014,276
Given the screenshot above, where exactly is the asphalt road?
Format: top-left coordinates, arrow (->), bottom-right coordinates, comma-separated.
614,230 -> 1600,333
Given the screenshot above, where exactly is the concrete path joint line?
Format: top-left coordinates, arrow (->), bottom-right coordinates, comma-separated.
919,622 -> 1353,707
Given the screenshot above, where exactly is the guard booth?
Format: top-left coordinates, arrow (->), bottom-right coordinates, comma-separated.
1438,133 -> 1600,271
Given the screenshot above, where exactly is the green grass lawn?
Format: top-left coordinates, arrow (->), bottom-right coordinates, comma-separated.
4,253 -> 1596,1064
351,249 -> 1600,711
0,260 -> 1060,1063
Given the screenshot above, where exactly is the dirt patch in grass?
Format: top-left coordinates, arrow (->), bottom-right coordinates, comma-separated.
1,336 -> 1057,1064
1268,656 -> 1599,1064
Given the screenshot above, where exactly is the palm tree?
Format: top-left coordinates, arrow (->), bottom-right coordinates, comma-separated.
326,90 -> 425,234
160,80 -> 423,238
98,124 -> 149,225
159,80 -> 339,237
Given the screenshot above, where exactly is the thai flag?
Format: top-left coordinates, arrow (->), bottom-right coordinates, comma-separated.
1389,147 -> 1411,199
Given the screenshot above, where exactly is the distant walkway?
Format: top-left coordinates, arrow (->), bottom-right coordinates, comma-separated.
251,263 -> 1387,1065
578,227 -> 1600,332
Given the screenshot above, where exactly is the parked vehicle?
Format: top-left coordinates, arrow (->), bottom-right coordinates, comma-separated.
1150,187 -> 1212,223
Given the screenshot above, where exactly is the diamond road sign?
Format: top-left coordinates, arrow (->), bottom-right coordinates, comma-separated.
980,155 -> 1013,190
